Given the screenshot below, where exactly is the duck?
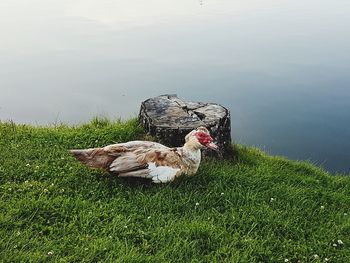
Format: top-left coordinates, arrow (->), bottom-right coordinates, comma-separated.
69,126 -> 218,183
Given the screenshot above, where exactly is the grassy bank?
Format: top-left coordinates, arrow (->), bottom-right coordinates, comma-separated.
1,119 -> 349,262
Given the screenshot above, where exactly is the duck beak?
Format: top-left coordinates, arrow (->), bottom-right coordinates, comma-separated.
206,142 -> 219,151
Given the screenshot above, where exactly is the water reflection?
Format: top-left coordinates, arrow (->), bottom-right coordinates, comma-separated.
0,0 -> 349,173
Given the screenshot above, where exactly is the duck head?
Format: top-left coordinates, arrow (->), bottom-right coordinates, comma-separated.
184,126 -> 218,151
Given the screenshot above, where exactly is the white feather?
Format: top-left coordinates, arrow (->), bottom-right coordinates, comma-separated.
148,162 -> 180,183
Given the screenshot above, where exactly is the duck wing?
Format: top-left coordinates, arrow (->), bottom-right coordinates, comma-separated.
70,141 -> 183,183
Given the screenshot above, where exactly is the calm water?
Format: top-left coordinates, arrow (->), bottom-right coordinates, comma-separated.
1,0 -> 350,173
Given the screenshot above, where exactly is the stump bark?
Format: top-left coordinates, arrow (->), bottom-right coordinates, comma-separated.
139,95 -> 233,158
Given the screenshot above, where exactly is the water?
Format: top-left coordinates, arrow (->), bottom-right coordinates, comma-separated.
1,0 -> 349,173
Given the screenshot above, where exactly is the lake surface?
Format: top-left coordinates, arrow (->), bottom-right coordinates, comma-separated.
1,0 -> 349,173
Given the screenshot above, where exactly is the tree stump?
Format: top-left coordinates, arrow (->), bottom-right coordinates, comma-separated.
139,95 -> 233,158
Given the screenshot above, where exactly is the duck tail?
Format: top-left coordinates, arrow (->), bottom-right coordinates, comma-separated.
69,148 -> 112,169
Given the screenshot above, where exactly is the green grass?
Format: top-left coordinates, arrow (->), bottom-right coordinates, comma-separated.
1,118 -> 350,262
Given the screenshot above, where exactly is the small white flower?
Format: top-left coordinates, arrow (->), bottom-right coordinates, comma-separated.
195,202 -> 199,206
284,259 -> 289,262
26,163 -> 30,167
321,206 -> 325,209
344,213 -> 348,216
270,198 -> 276,202
47,251 -> 53,256
13,245 -> 18,249
337,239 -> 344,245
43,188 -> 49,192
221,192 -> 224,195
147,216 -> 151,219
324,258 -> 329,262
332,243 -> 337,247
61,157 -> 65,160
124,225 -> 128,228
51,183 -> 54,186
313,254 -> 319,259
24,180 -> 29,184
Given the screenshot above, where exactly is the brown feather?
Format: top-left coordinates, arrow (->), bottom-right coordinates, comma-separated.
69,148 -> 114,169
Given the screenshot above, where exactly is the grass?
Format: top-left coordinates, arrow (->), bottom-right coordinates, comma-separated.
1,118 -> 350,262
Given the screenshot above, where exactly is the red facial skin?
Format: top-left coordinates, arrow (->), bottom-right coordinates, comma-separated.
195,132 -> 213,145
194,132 -> 218,151
195,132 -> 214,146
